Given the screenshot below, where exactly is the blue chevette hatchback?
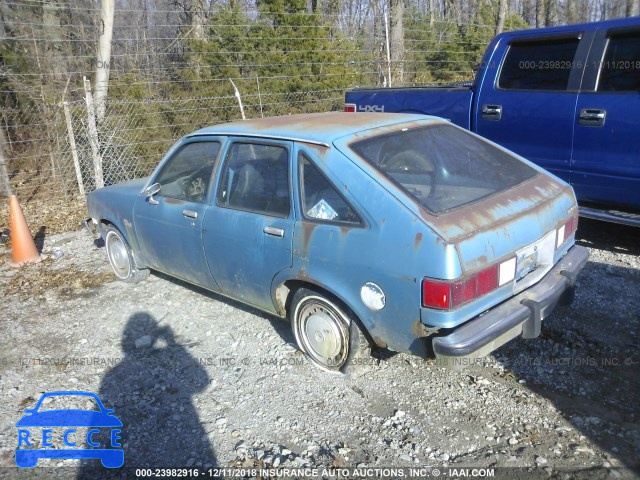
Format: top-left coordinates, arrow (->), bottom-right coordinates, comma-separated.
85,112 -> 588,372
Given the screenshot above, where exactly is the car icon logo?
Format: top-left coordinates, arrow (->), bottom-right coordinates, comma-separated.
16,391 -> 124,468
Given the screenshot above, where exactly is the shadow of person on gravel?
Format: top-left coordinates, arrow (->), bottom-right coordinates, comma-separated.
153,271 -> 297,345
76,312 -> 217,478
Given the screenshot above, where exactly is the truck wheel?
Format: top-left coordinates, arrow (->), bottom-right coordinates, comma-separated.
290,288 -> 372,374
104,225 -> 149,284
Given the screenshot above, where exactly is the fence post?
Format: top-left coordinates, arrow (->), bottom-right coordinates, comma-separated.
62,102 -> 85,197
229,78 -> 246,120
0,126 -> 11,197
256,76 -> 264,118
83,76 -> 104,189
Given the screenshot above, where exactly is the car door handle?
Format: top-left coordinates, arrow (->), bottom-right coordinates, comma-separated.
263,226 -> 285,237
481,104 -> 502,120
182,209 -> 198,219
579,108 -> 606,127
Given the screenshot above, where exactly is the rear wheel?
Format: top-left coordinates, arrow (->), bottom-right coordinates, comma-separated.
104,225 -> 149,284
290,288 -> 372,374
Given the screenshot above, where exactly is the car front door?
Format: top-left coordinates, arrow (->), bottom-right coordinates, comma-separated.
202,140 -> 294,312
571,27 -> 640,209
133,138 -> 222,290
475,33 -> 590,182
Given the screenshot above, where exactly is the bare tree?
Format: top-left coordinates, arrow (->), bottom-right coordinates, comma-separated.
94,0 -> 115,123
536,0 -> 545,27
0,127 -> 10,197
496,0 -> 508,34
41,0 -> 71,83
389,0 -> 404,85
545,0 -> 558,25
429,0 -> 436,27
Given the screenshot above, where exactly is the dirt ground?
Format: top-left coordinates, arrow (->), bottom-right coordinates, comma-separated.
0,217 -> 638,479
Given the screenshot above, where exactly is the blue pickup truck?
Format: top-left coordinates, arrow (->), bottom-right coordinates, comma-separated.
345,17 -> 640,226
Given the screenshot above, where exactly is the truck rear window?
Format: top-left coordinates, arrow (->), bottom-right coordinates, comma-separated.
349,124 -> 537,214
498,37 -> 580,91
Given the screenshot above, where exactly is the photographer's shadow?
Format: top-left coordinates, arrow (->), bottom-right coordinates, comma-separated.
77,312 -> 216,477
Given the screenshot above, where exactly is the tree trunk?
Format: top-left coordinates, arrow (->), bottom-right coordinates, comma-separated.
190,0 -> 207,41
94,0 -> 115,123
0,127 -> 11,197
545,0 -> 558,26
389,0 -> 404,85
429,0 -> 435,27
566,0 -> 576,24
496,0 -> 508,35
42,0 -> 70,84
535,0 -> 545,27
522,0 -> 533,26
599,0 -> 607,21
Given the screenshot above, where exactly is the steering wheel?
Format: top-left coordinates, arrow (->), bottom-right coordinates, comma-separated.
380,150 -> 436,197
185,175 -> 207,202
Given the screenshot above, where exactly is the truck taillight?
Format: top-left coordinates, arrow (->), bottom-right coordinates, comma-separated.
422,258 -> 516,310
556,213 -> 578,249
344,103 -> 356,113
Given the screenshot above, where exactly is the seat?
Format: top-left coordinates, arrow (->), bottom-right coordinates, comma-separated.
230,162 -> 265,209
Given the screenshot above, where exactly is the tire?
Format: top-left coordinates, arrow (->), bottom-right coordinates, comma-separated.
104,225 -> 149,284
290,288 -> 372,374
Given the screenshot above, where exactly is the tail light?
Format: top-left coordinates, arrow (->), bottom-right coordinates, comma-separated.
556,213 -> 578,249
344,103 -> 356,113
422,257 -> 516,310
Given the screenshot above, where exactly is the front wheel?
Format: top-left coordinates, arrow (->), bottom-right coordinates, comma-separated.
104,225 -> 149,284
290,288 -> 372,374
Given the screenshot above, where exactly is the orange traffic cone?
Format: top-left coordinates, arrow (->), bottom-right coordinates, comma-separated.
7,194 -> 43,268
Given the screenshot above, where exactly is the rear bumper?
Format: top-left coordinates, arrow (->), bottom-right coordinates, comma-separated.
432,245 -> 589,370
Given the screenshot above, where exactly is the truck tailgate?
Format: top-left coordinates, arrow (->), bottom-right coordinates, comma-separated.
345,87 -> 474,129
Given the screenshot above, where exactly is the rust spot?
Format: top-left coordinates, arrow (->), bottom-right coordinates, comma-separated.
300,221 -> 317,252
305,142 -> 330,157
414,232 -> 423,250
411,319 -> 426,338
381,217 -> 386,225
344,183 -> 348,191
372,336 -> 388,348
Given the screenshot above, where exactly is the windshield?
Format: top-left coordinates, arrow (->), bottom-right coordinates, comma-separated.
349,124 -> 537,214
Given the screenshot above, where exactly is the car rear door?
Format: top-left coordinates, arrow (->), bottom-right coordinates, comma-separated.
474,31 -> 591,182
133,138 -> 221,290
201,139 -> 294,313
571,26 -> 640,209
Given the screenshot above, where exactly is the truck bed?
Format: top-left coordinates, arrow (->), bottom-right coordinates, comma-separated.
346,85 -> 474,130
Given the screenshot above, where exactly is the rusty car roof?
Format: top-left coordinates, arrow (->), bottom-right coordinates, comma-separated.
188,112 -> 439,145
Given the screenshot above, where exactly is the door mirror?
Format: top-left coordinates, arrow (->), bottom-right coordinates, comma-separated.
145,183 -> 161,205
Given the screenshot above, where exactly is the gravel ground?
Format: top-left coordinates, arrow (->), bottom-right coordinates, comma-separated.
0,217 -> 638,479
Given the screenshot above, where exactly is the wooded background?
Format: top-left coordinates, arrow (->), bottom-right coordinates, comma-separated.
0,0 -> 638,226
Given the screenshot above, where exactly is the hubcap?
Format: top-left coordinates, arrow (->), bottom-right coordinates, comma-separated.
297,300 -> 348,369
106,232 -> 130,279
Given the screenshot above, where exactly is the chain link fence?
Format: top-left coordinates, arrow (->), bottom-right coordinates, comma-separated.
0,85 -> 347,231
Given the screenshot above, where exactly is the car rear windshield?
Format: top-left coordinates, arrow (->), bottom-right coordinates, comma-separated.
348,124 -> 537,214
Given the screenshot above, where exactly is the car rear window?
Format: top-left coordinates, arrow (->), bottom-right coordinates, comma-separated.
348,124 -> 537,214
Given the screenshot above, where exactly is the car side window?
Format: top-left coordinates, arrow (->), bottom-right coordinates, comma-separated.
299,153 -> 361,224
155,142 -> 220,203
598,32 -> 640,92
498,37 -> 580,91
217,143 -> 290,217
